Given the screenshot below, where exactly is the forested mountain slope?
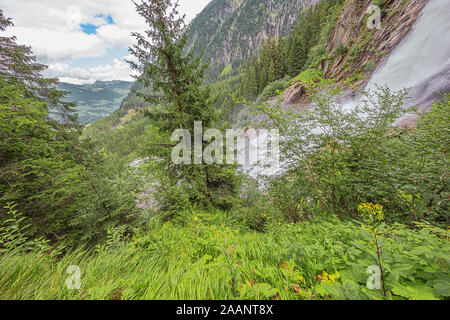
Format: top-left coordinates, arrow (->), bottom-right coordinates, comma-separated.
58,80 -> 133,124
119,0 -> 437,124
186,0 -> 319,80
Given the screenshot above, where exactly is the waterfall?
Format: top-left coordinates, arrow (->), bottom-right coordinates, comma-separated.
246,0 -> 450,178
365,0 -> 450,110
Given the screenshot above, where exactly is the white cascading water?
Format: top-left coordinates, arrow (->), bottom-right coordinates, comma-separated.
246,0 -> 450,178
365,0 -> 450,110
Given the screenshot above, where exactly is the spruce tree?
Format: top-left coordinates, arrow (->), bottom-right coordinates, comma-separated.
287,34 -> 307,77
0,10 -> 78,127
128,0 -> 216,131
129,0 -> 239,213
0,10 -> 138,246
268,60 -> 276,84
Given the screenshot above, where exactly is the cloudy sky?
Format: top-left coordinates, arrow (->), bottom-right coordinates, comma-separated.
1,0 -> 211,84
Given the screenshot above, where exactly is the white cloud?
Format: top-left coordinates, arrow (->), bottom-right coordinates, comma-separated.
10,27 -> 107,63
46,56 -> 138,84
96,24 -> 133,51
1,0 -> 212,83
2,0 -> 145,64
65,5 -> 83,31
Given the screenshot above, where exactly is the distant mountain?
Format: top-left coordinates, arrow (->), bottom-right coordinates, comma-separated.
58,80 -> 133,124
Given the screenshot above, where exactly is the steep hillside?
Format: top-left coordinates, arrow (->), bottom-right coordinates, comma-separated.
281,0 -> 433,109
320,0 -> 427,87
58,80 -> 133,124
186,0 -> 318,80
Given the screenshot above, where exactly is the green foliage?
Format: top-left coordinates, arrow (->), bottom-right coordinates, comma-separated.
335,43 -> 349,56
0,212 -> 447,300
84,110 -> 151,160
267,174 -> 311,223
255,77 -> 290,105
0,203 -> 60,256
290,68 -> 323,85
220,66 -> 232,77
0,78 -> 141,247
304,44 -> 328,69
245,83 -> 449,226
0,203 -> 34,254
349,31 -> 373,63
364,60 -> 376,72
95,226 -> 130,253
128,0 -> 241,216
0,12 -> 140,247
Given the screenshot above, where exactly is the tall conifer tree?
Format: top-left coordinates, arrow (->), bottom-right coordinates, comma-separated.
129,0 -> 239,212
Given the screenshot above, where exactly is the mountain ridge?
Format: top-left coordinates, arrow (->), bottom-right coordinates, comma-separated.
58,80 -> 133,124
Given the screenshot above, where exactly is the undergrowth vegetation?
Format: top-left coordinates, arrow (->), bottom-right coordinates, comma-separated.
0,207 -> 448,300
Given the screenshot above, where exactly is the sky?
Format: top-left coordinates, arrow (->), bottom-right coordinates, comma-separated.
1,0 -> 212,84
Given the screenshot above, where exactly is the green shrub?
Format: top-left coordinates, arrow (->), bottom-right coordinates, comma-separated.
290,69 -> 324,86
305,44 -> 328,69
255,78 -> 290,105
335,43 -> 349,56
0,203 -> 60,256
364,60 -> 376,72
247,84 -> 449,226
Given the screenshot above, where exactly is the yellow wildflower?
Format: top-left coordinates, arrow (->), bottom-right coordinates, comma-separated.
358,202 -> 384,220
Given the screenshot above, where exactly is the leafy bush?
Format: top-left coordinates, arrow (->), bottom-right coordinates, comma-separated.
0,203 -> 61,256
247,84 -> 449,226
290,69 -> 324,86
305,44 -> 328,69
335,43 -> 349,56
364,60 -> 376,72
255,78 -> 291,105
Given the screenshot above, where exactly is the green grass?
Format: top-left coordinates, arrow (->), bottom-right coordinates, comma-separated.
290,69 -> 324,86
0,210 -> 448,300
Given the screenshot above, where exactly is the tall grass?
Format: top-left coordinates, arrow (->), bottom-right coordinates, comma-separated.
0,211 -> 448,300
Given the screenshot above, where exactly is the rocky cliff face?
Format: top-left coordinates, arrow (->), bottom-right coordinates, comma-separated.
280,0 -> 429,109
186,0 -> 318,74
321,0 -> 427,87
